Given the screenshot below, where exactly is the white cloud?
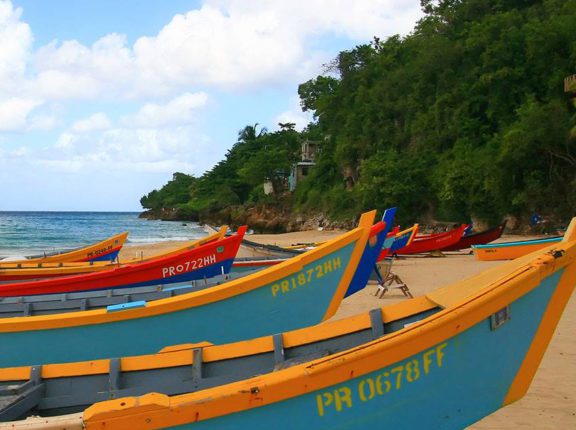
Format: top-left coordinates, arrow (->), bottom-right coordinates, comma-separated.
19,1 -> 422,102
28,113 -> 58,130
0,146 -> 29,157
132,6 -> 301,90
47,125 -> 214,174
0,1 -> 32,93
70,113 -> 112,133
32,34 -> 136,100
0,97 -> 43,131
33,69 -> 102,100
121,92 -> 208,128
55,132 -> 74,150
207,1 -> 422,40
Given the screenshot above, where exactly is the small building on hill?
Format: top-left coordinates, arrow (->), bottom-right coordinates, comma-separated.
289,141 -> 320,191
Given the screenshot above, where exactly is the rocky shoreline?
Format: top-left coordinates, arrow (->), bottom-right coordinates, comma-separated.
139,206 -> 358,233
139,206 -> 566,236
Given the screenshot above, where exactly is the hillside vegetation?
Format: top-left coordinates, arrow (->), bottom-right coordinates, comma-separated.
141,0 -> 576,230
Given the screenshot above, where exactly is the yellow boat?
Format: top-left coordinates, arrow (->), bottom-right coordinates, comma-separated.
4,231 -> 129,264
472,236 -> 562,261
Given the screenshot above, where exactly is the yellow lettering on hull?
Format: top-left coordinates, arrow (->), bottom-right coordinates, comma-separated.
270,257 -> 342,297
315,342 -> 449,417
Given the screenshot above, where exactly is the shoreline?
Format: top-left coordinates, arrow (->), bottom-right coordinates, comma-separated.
118,230 -> 575,429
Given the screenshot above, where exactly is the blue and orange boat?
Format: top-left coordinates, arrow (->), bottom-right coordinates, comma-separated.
2,217 -> 574,429
0,211 -> 377,368
473,235 -> 562,261
378,223 -> 419,260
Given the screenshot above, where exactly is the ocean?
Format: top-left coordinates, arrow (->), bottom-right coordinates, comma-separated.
0,212 -> 206,258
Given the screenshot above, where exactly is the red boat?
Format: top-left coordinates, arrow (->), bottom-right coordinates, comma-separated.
396,224 -> 469,255
0,227 -> 247,297
440,221 -> 507,251
0,229 -> 230,282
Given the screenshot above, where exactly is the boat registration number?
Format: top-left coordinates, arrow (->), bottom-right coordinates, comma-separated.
316,342 -> 448,417
161,254 -> 218,278
87,244 -> 114,258
271,257 -> 342,297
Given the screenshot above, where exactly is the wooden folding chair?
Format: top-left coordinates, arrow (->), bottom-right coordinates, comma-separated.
374,257 -> 413,298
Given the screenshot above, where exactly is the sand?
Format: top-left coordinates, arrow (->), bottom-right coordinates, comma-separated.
119,230 -> 576,429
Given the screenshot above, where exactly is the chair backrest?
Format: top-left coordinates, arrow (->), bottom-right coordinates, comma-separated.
377,257 -> 394,278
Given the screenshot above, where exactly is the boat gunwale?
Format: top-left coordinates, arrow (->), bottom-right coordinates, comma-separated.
473,236 -> 562,249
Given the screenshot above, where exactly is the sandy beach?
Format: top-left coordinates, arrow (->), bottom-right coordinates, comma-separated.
119,230 -> 576,429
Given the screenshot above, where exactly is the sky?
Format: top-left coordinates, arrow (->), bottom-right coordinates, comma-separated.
0,0 -> 423,211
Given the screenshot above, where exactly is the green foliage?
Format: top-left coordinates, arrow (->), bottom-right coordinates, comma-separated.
357,150 -> 432,225
293,0 -> 576,223
140,173 -> 196,210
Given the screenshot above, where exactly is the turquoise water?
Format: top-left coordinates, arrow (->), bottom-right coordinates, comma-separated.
0,212 -> 206,258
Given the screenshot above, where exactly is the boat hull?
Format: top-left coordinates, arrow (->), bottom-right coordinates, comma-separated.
0,262 -> 112,282
473,236 -> 562,261
441,222 -> 507,252
182,275 -> 560,430
14,232 -> 129,264
397,224 -> 467,255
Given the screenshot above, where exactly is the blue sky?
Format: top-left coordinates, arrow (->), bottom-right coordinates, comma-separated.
0,0 -> 423,211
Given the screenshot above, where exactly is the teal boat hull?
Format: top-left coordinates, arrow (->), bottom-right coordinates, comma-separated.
170,270 -> 563,429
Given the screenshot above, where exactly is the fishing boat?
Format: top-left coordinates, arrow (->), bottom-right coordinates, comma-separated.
1,231 -> 129,264
0,211 -> 376,368
396,224 -> 469,255
376,225 -> 400,257
2,217 -> 575,429
343,208 -> 395,297
378,224 -> 419,260
440,221 -> 507,252
0,227 -> 245,297
0,228 -> 229,282
473,235 -> 562,261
